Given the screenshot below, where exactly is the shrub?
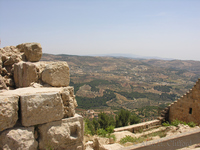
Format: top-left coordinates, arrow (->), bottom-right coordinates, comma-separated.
162,121 -> 170,126
84,119 -> 96,135
106,125 -> 115,135
84,122 -> 92,135
150,131 -> 167,138
120,135 -> 137,144
171,119 -> 186,127
107,134 -> 116,142
162,119 -> 197,127
97,128 -> 107,137
187,122 -> 197,127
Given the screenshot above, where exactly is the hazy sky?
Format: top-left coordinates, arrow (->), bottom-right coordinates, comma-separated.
1,0 -> 200,60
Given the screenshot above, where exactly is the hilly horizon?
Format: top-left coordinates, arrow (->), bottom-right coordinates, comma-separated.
83,53 -> 175,61
43,52 -> 198,61
41,53 -> 200,121
42,53 -> 200,75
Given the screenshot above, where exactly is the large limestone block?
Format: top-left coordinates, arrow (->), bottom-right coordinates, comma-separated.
60,87 -> 78,118
20,92 -> 64,126
0,96 -> 18,131
23,43 -> 42,62
34,61 -> 48,80
38,114 -> 83,150
0,127 -> 38,150
14,61 -> 38,88
42,61 -> 70,87
16,43 -> 25,52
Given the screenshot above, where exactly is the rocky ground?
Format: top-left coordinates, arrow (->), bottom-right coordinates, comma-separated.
84,124 -> 200,150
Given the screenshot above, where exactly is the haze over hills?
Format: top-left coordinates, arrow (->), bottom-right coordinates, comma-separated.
86,53 -> 175,60
41,53 -> 200,120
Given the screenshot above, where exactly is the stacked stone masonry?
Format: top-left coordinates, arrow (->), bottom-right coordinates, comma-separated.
114,119 -> 162,133
162,78 -> 200,125
0,43 -> 83,150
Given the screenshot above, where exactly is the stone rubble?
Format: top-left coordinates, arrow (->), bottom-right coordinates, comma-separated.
0,43 -> 70,89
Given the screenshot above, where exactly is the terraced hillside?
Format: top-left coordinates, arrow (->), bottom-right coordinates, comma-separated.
41,54 -> 200,120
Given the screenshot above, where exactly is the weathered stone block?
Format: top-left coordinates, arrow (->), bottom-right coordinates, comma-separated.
23,43 -> 42,62
60,87 -> 78,118
0,127 -> 38,150
0,96 -> 18,131
14,61 -> 38,88
42,61 -> 70,87
4,54 -> 22,66
38,114 -> 83,150
20,92 -> 64,126
0,75 -> 7,90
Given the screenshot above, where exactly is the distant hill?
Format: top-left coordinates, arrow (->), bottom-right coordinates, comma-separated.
41,53 -> 200,120
88,53 -> 174,60
141,59 -> 200,75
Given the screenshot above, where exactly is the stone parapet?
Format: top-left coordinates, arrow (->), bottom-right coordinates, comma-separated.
0,87 -> 82,150
0,87 -> 77,128
114,119 -> 161,133
0,43 -> 83,150
0,43 -> 70,89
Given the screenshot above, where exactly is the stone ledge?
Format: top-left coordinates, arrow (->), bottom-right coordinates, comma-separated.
119,128 -> 200,150
0,87 -> 63,97
114,120 -> 161,133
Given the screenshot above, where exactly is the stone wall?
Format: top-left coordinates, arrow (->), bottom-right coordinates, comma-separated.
0,43 -> 70,89
161,78 -> 200,125
114,119 -> 161,133
120,128 -> 200,150
0,43 -> 83,150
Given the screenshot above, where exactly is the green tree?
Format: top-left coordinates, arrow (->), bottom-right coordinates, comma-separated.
130,113 -> 140,125
85,119 -> 96,135
115,109 -> 131,127
92,118 -> 99,131
98,112 -> 115,129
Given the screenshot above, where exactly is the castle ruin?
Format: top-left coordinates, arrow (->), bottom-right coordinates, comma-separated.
161,79 -> 200,125
0,43 -> 84,150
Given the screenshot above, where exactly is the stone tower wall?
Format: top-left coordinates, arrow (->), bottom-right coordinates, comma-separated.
162,78 -> 200,125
